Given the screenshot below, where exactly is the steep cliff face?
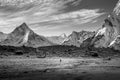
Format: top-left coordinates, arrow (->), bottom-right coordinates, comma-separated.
91,14 -> 118,48
63,31 -> 95,47
79,0 -> 120,50
90,0 -> 120,50
0,23 -> 54,47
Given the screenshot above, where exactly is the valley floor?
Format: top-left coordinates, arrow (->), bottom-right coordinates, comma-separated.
0,56 -> 120,80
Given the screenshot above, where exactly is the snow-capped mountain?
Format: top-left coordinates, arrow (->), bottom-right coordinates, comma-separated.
84,0 -> 120,50
0,23 -> 54,47
47,33 -> 67,44
63,31 -> 95,47
60,33 -> 67,39
91,14 -> 120,48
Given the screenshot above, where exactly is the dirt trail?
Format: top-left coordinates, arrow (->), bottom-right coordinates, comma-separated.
0,57 -> 120,80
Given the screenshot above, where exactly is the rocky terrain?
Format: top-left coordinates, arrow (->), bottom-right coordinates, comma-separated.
90,13 -> 120,49
75,1 -> 120,51
63,31 -> 95,47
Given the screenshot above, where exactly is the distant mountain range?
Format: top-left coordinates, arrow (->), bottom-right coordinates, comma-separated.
0,0 -> 120,50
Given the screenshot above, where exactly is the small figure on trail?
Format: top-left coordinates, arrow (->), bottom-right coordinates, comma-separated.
60,59 -> 62,62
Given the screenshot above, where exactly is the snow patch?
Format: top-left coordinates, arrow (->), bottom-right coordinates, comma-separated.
108,40 -> 116,47
108,35 -> 120,47
62,37 -> 70,43
95,27 -> 106,37
23,31 -> 30,43
60,33 -> 67,38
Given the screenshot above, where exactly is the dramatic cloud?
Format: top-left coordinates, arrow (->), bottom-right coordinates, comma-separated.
0,0 -> 115,36
51,9 -> 104,24
0,0 -> 83,27
30,9 -> 105,31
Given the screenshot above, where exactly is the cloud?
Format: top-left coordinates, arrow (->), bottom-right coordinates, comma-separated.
30,9 -> 105,30
0,0 -> 106,36
0,0 -> 83,26
51,9 -> 105,24
91,20 -> 98,23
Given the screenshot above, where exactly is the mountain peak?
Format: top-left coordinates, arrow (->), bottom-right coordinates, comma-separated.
12,22 -> 31,35
18,22 -> 30,30
59,33 -> 67,38
22,22 -> 27,26
72,31 -> 78,35
113,0 -> 120,15
11,23 -> 33,36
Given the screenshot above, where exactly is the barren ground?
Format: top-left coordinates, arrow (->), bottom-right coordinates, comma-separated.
0,56 -> 120,80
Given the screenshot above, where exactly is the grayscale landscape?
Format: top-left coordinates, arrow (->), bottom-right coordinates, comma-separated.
0,0 -> 120,80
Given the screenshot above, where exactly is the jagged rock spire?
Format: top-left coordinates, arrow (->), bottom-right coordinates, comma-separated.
18,22 -> 30,30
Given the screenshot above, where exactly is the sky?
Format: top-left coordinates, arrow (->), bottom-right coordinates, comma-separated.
0,0 -> 119,36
